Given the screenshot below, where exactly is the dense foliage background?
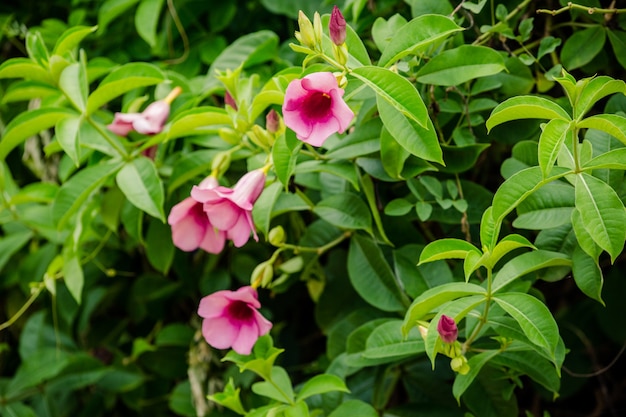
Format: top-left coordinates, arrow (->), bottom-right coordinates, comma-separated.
2,0 -> 626,416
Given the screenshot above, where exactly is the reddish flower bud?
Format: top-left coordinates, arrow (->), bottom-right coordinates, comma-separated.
437,315 -> 458,344
224,91 -> 237,111
329,6 -> 346,46
266,109 -> 280,133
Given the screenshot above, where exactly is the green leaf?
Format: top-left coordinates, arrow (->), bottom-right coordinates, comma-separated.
0,231 -> 33,273
402,282 -> 487,335
98,0 -> 141,34
295,160 -> 360,191
453,350 -> 500,402
1,80 -> 59,104
86,62 -> 165,115
577,114 -> 626,146
252,181 -> 282,237
166,107 -> 231,140
209,30 -> 278,75
575,76 -> 626,118
273,130 -> 302,187
62,250 -> 84,304
135,0 -> 165,48
608,29 -> 626,70
571,208 -> 602,260
52,160 -> 124,229
167,149 -> 218,194
52,25 -> 98,57
145,217 -> 175,273
0,57 -> 52,83
583,147 -> 626,170
416,45 -> 506,86
56,115 -> 83,166
59,62 -> 88,113
327,400 -> 379,417
493,293 -> 559,356
6,349 -> 71,397
251,366 -> 294,404
377,14 -> 463,67
360,173 -> 392,245
313,193 -> 372,233
376,96 -> 443,164
486,96 -> 571,132
363,319 -> 424,359
490,350 -> 560,394
487,234 -> 536,269
514,181 -> 575,230
26,31 -> 49,67
351,66 -> 429,129
296,374 -> 349,401
479,206 -> 499,251
0,107 -> 77,160
116,157 -> 165,221
491,250 -> 571,293
0,403 -> 37,417
572,244 -> 604,304
574,172 -> 626,262
560,26 -> 606,71
347,234 -> 407,312
538,119 -> 571,178
418,238 -> 481,264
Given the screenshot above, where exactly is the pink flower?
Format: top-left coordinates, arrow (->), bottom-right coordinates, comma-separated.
329,6 -> 347,45
191,169 -> 266,248
437,315 -> 458,344
198,286 -> 272,355
282,72 -> 354,147
108,86 -> 182,136
167,177 -> 226,254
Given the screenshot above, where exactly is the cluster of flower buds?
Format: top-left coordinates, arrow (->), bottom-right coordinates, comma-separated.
293,5 -> 349,69
420,315 -> 470,375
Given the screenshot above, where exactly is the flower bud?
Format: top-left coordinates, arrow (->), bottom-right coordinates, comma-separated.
313,12 -> 323,46
437,315 -> 458,344
218,127 -> 241,145
268,226 -> 286,246
266,109 -> 280,133
211,152 -> 231,177
329,6 -> 346,46
296,11 -> 316,48
450,356 -> 470,375
251,261 -> 274,288
224,90 -> 237,110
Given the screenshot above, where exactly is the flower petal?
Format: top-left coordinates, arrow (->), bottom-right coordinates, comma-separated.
204,200 -> 240,230
202,316 -> 239,350
199,226 -> 226,254
224,286 -> 261,308
198,291 -> 231,318
227,213 -> 253,247
230,319 -> 260,355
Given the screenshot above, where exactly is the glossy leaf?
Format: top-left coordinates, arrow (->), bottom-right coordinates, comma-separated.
486,96 -> 570,132
55,115 -> 83,167
560,26 -> 606,71
273,130 -> 302,187
295,374 -> 349,401
251,366 -> 294,403
313,193 -> 372,233
538,119 -> 571,178
514,181 -> 575,230
52,160 -> 124,228
86,62 -> 165,115
575,76 -> 626,118
0,57 -> 52,83
62,250 -> 84,304
347,234 -> 407,312
98,0 -> 141,34
363,319 -> 424,359
375,97 -> 443,164
52,25 -> 98,57
351,66 -> 429,129
453,350 -> 500,402
377,14 -> 463,67
116,157 -> 165,221
572,244 -> 604,305
418,238 -> 481,264
583,148 -> 626,170
209,30 -> 278,75
490,350 -> 560,394
0,108 -> 77,160
166,107 -> 231,140
493,292 -> 559,356
1,80 -> 59,104
252,181 -> 283,237
486,234 -> 536,269
491,250 -> 571,293
577,114 -> 626,146
571,208 -> 602,261
416,45 -> 506,86
574,172 -> 626,261
327,400 -> 379,417
402,282 -> 487,336
135,0 -> 165,48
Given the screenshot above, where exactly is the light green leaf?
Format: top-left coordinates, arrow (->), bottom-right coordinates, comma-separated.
538,119 -> 571,178
52,25 -> 98,57
273,130 -> 302,187
363,319 -> 424,359
360,173 -> 392,245
53,160 -> 124,229
86,62 -> 165,115
574,172 -> 626,261
487,234 -> 536,269
577,114 -> 626,146
378,14 -> 463,67
0,107 -> 77,160
514,181 -> 575,230
453,350 -> 500,402
479,206 -> 499,251
351,66 -> 429,129
62,250 -> 84,304
402,282 -> 487,336
572,244 -> 604,304
209,30 -> 278,75
418,238 -> 481,264
0,57 -> 52,83
1,80 -> 59,104
575,76 -> 626,118
252,181 -> 282,237
571,208 -> 602,260
116,157 -> 165,221
377,96 -> 443,164
135,0 -> 165,48
416,45 -> 506,86
493,293 -> 560,356
486,96 -> 571,132
347,234 -> 407,312
314,193 -> 372,233
251,366 -> 294,404
296,374 -> 349,401
583,147 -> 626,170
167,149 -> 218,194
295,160 -> 360,190
491,250 -> 571,293
165,107 -> 231,141
0,231 -> 33,273
56,115 -> 83,166
59,62 -> 88,113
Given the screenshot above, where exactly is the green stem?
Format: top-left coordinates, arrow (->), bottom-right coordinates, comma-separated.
282,231 -> 352,256
537,3 -> 626,16
0,284 -> 44,332
87,117 -> 129,158
473,0 -> 533,45
463,267 -> 493,349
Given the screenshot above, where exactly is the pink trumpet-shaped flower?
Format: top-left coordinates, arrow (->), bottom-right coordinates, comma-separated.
191,168 -> 266,248
282,72 -> 354,147
437,315 -> 458,344
198,286 -> 272,355
108,86 -> 182,136
167,177 -> 226,254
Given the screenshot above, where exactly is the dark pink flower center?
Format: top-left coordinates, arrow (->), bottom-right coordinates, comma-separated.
303,92 -> 332,119
227,300 -> 254,321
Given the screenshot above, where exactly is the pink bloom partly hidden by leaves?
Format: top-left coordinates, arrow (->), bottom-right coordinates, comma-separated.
198,286 -> 272,355
192,169 -> 266,248
283,72 -> 354,147
167,177 -> 226,254
437,315 -> 458,344
108,86 -> 182,136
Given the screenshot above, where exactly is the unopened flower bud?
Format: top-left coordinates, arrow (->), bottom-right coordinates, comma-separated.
329,6 -> 347,46
450,356 -> 470,375
313,12 -> 323,46
266,109 -> 280,133
248,125 -> 274,148
437,315 -> 458,344
418,325 -> 429,340
211,152 -> 231,177
218,127 -> 241,145
269,226 -> 286,246
224,91 -> 237,110
251,261 -> 274,288
296,11 -> 316,48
